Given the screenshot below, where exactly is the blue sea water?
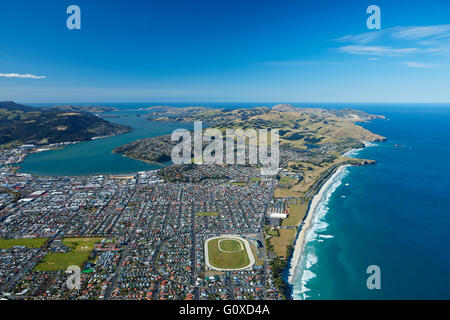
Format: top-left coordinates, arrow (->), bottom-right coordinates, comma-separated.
291,105 -> 450,300
19,102 -> 261,175
18,112 -> 194,176
19,102 -> 450,299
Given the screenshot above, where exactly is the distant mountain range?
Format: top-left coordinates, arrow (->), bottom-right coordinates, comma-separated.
43,104 -> 119,113
0,101 -> 131,145
271,104 -> 385,121
115,103 -> 386,167
148,103 -> 385,126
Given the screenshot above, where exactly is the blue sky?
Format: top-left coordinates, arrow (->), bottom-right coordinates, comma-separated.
0,0 -> 449,103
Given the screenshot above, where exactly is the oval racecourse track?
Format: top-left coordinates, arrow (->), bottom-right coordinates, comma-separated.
204,235 -> 255,271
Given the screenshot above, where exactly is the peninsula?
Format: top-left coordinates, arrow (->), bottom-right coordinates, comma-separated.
114,103 -> 386,297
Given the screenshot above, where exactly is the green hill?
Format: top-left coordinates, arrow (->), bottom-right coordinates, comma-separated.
0,101 -> 131,145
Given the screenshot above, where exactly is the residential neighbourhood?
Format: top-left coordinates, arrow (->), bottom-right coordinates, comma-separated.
0,147 -> 282,300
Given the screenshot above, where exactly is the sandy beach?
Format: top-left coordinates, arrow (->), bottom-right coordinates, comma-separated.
287,164 -> 350,285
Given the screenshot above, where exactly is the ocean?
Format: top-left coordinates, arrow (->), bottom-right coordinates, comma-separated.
18,112 -> 194,176
291,105 -> 450,300
19,103 -> 450,299
19,102 -> 261,176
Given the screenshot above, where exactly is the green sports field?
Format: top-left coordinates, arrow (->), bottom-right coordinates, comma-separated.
207,237 -> 251,269
0,238 -> 48,249
219,239 -> 242,251
195,212 -> 219,217
62,237 -> 105,252
34,252 -> 90,271
34,237 -> 105,271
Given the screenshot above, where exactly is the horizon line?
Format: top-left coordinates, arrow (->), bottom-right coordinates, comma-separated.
14,101 -> 450,105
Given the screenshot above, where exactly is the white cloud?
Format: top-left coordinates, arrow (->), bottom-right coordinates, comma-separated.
337,25 -> 450,43
335,32 -> 382,44
402,61 -> 430,68
0,73 -> 46,79
391,25 -> 450,40
336,25 -> 450,58
338,45 -> 423,56
401,61 -> 449,69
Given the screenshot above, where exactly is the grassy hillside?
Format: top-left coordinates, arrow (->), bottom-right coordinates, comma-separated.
117,104 -> 386,167
0,101 -> 131,145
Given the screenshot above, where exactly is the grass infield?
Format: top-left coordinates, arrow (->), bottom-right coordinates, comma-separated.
207,238 -> 250,269
195,212 -> 219,217
219,239 -> 242,252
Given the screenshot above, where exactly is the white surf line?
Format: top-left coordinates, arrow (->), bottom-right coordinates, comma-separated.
342,141 -> 377,157
289,142 -> 380,294
287,165 -> 350,285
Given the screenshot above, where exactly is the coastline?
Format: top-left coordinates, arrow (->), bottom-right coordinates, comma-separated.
287,164 -> 351,287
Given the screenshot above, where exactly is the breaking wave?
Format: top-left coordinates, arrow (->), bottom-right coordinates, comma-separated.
292,167 -> 350,300
343,141 -> 378,158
